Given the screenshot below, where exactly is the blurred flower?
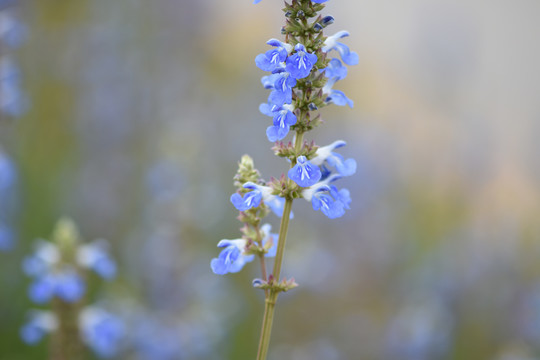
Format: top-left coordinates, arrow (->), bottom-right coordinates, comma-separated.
210,239 -> 254,275
0,223 -> 14,251
384,298 -> 453,360
20,310 -> 57,345
322,30 -> 359,66
79,306 -> 125,358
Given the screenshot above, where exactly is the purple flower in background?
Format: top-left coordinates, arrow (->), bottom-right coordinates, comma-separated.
54,269 -> 86,303
77,240 -> 117,280
28,274 -> 56,304
0,223 -> 14,251
0,149 -> 16,190
20,310 -> 57,345
79,307 -> 124,358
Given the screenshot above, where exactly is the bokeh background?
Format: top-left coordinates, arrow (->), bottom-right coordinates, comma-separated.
1,0 -> 540,359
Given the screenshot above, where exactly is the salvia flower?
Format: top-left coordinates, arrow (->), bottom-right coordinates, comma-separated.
211,239 -> 255,275
311,185 -> 346,219
255,39 -> 293,72
322,30 -> 359,66
288,155 -> 322,187
322,77 -> 354,108
77,240 -> 117,280
268,71 -> 297,106
230,182 -> 264,211
266,106 -> 297,142
301,174 -> 351,218
54,269 -> 86,303
20,310 -> 57,345
310,140 -> 357,176
79,307 -> 125,358
324,58 -> 348,80
28,269 -> 86,304
285,44 -> 318,80
231,181 -> 288,217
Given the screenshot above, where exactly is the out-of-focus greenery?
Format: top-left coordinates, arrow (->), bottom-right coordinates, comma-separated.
1,0 -> 540,359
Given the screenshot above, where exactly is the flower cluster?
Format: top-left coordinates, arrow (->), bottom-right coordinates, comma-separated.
0,2 -> 27,118
211,155 -> 279,275
20,218 -> 123,358
212,0 -> 358,276
251,0 -> 357,218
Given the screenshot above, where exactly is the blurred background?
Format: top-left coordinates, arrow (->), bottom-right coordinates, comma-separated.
1,0 -> 540,359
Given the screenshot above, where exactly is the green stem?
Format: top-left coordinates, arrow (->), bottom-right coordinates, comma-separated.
256,199 -> 292,360
256,132 -> 304,360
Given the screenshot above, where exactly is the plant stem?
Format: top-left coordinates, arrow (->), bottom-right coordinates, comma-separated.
256,198 -> 292,360
256,132 -> 304,360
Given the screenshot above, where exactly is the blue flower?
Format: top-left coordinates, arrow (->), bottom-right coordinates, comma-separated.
28,268 -> 86,304
20,311 -> 57,345
285,44 -> 318,80
323,58 -> 348,80
322,31 -> 359,66
54,269 -> 86,303
211,239 -> 254,275
301,174 -> 351,218
230,183 -> 264,211
288,156 -> 322,187
28,274 -> 56,304
326,89 -> 353,108
231,182 -> 289,217
261,72 -> 282,90
330,185 -> 351,209
79,307 -> 124,358
0,57 -> 27,117
77,240 -> 117,280
0,150 -> 17,191
266,106 -> 297,142
22,240 -> 60,277
311,140 -> 357,176
0,12 -> 27,49
268,71 -> 297,106
311,186 -> 346,219
255,39 -> 293,72
259,101 -> 281,116
322,77 -> 353,108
